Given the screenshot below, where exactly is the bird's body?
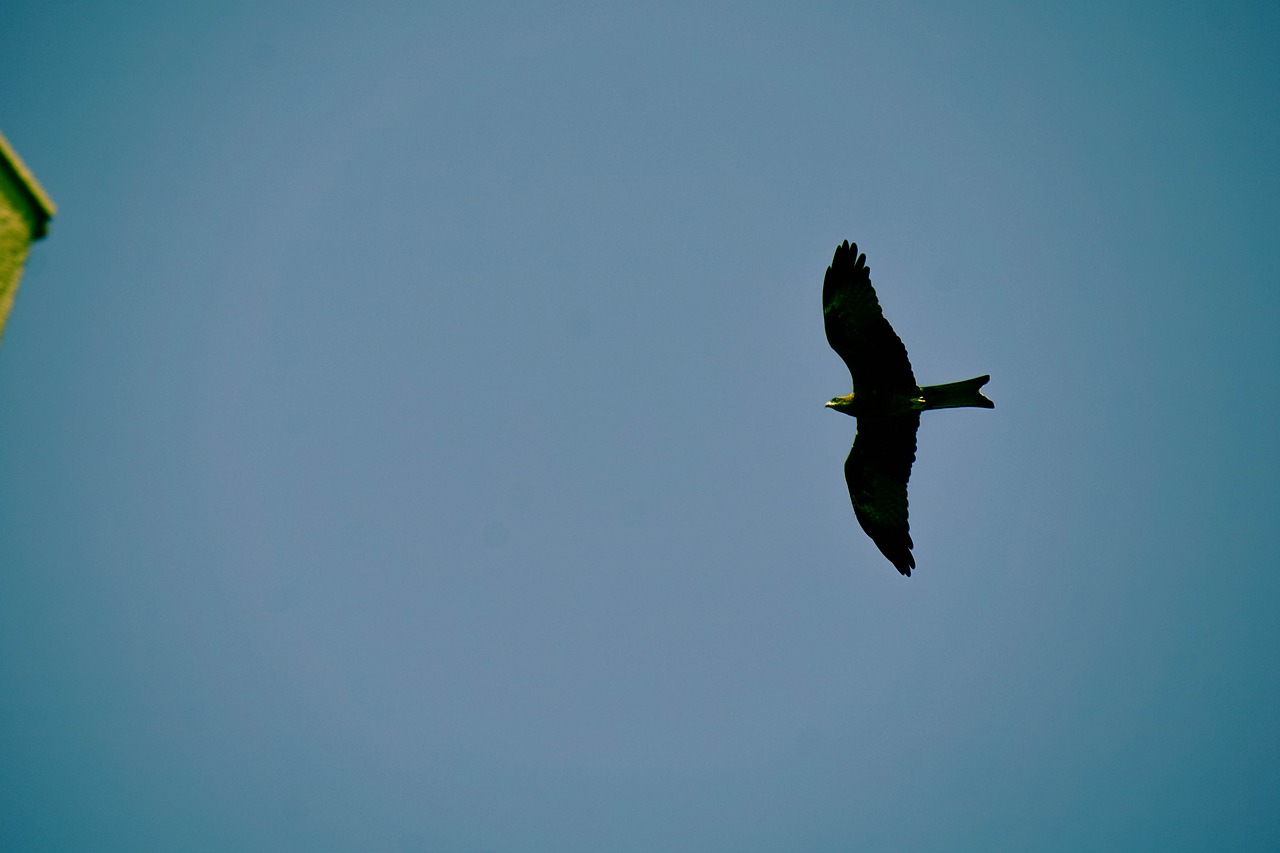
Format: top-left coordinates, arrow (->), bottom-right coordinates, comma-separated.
825,390 -> 923,418
823,240 -> 993,576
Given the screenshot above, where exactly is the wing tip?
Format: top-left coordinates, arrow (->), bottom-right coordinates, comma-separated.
834,239 -> 863,265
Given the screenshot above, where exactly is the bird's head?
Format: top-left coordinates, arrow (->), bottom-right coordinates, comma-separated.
825,394 -> 857,415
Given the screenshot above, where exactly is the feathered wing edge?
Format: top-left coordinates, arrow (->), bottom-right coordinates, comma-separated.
822,241 -> 917,393
844,413 -> 920,576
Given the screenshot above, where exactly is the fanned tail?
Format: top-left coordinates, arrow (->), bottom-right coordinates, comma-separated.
921,375 -> 994,410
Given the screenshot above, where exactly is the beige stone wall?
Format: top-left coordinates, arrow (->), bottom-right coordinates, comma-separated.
0,131 -> 53,345
0,172 -> 36,342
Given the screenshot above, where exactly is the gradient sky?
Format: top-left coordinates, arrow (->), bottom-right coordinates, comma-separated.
3,3 -> 1278,851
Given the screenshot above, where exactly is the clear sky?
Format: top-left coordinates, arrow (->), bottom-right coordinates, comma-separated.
2,3 -> 1278,851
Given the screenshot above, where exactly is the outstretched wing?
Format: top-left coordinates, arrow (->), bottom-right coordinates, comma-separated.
844,413 -> 920,576
823,241 -> 917,393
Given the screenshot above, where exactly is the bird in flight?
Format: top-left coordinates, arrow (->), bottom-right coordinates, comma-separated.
823,241 -> 993,576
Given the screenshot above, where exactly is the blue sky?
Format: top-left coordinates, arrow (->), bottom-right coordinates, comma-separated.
2,3 -> 1278,851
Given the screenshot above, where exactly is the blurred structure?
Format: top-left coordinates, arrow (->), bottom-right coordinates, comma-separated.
0,130 -> 56,345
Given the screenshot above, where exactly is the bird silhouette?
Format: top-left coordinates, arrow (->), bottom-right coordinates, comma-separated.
823,241 -> 993,575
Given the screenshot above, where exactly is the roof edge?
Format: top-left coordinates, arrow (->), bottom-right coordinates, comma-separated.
0,129 -> 56,239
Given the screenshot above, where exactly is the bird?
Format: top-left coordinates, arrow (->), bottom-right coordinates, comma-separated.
823,240 -> 993,576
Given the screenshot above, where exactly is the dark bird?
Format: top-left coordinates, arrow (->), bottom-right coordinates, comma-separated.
823,241 -> 993,576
